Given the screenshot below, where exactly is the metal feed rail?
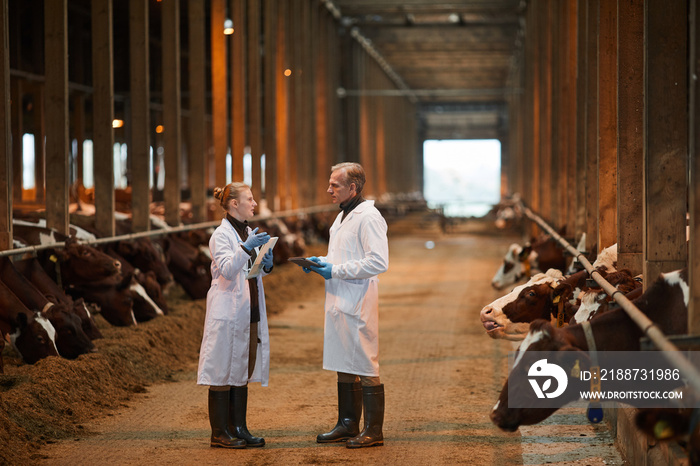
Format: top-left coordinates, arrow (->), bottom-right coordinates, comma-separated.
0,204 -> 340,258
521,204 -> 700,396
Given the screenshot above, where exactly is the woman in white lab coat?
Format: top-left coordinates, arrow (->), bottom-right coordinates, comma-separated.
305,162 -> 389,449
197,182 -> 273,449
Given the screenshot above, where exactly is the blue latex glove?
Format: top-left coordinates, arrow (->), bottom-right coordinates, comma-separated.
262,249 -> 274,269
302,256 -> 318,274
242,227 -> 270,251
307,257 -> 333,280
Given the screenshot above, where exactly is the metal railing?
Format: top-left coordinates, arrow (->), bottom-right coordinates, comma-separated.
1,204 -> 340,258
520,203 -> 700,395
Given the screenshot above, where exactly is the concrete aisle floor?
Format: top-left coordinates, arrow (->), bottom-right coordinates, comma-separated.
38,219 -> 624,465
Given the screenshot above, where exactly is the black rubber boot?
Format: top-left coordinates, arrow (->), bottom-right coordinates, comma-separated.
346,384 -> 384,448
230,386 -> 265,447
208,389 -> 246,449
317,382 -> 363,443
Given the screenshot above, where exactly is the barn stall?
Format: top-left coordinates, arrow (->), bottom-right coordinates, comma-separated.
1,0 -> 700,464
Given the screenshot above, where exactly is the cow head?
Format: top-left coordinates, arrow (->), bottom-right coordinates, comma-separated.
491,243 -> 531,290
43,303 -> 96,359
130,271 -> 166,322
116,239 -> 175,294
67,273 -> 137,327
10,311 -> 60,364
72,298 -> 103,340
490,320 -> 589,431
481,269 -> 564,340
51,238 -> 121,284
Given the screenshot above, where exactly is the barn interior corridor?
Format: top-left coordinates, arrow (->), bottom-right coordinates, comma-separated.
35,217 -> 622,465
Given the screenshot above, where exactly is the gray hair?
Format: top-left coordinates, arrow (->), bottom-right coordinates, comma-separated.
331,162 -> 365,194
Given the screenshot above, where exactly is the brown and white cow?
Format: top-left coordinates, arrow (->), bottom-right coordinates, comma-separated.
0,279 -> 59,372
0,257 -> 95,359
13,257 -> 103,340
490,268 -> 689,432
161,235 -> 211,300
491,234 -> 568,290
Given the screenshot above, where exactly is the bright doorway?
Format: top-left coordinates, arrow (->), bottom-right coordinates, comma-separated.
423,139 -> 501,217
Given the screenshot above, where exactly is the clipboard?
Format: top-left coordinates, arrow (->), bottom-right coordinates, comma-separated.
245,237 -> 278,279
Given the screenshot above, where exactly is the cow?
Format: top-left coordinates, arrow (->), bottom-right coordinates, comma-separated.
0,278 -> 59,372
37,239 -> 137,327
490,268 -> 689,432
105,248 -> 167,322
160,235 -> 211,299
254,217 -> 306,265
0,257 -> 95,359
571,270 -> 643,323
481,243 -> 621,340
635,401 -> 700,466
13,257 -> 103,340
491,233 -> 568,290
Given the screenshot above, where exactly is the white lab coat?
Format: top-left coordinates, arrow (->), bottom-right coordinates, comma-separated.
197,218 -> 270,387
320,200 -> 389,376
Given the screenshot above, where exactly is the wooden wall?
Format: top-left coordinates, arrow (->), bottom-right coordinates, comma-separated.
0,0 -> 419,250
507,0 -> 699,331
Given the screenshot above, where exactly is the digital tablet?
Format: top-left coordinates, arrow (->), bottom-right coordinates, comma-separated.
288,257 -> 321,268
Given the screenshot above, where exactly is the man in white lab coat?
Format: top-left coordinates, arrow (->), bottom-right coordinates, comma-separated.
305,162 -> 389,448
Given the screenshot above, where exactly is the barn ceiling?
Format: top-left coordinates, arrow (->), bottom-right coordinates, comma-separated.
331,0 -> 525,140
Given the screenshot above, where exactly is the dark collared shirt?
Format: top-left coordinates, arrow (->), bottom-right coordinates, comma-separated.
340,194 -> 365,222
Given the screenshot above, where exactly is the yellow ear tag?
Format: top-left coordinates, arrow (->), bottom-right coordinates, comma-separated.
49,254 -> 58,263
654,420 -> 675,440
552,295 -> 561,304
570,359 -> 581,378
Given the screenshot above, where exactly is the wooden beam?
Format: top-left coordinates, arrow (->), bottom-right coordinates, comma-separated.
597,0 -> 617,250
575,0 -> 587,241
538,0 -> 552,222
10,76 -> 20,204
188,0 -> 206,222
263,0 -> 277,209
617,0 -> 644,275
584,0 -> 599,252
247,0 -> 262,201
644,0 -> 688,282
564,0 -> 577,237
690,0 -> 700,333
315,4 -> 330,203
231,0 -> 245,183
0,0 -> 10,250
162,0 -> 182,227
129,0 -> 150,232
274,0 -> 289,211
46,0 -> 70,235
212,0 -> 227,189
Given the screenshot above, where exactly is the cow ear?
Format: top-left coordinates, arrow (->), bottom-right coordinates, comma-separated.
552,283 -> 573,301
118,272 -> 134,290
554,344 -> 590,375
518,244 -> 532,261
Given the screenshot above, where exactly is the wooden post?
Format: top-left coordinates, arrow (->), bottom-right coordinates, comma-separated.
690,0 -> 700,333
288,0 -> 301,209
231,0 -> 246,183
0,0 -> 10,250
129,0 -> 150,232
538,0 -> 552,223
617,0 -> 644,275
315,4 -> 330,204
247,0 -> 262,201
584,0 -> 599,253
162,0 -> 182,227
32,83 -> 45,203
575,0 -> 588,241
644,0 -> 688,282
597,0 -> 617,250
274,1 -> 289,211
263,0 -> 277,210
46,0 -> 70,235
211,0 -> 227,189
550,0 -> 562,229
188,0 -> 206,223
564,0 -> 578,237
10,76 -> 20,204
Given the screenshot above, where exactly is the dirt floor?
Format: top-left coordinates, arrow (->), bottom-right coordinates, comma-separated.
1,213 -> 625,465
